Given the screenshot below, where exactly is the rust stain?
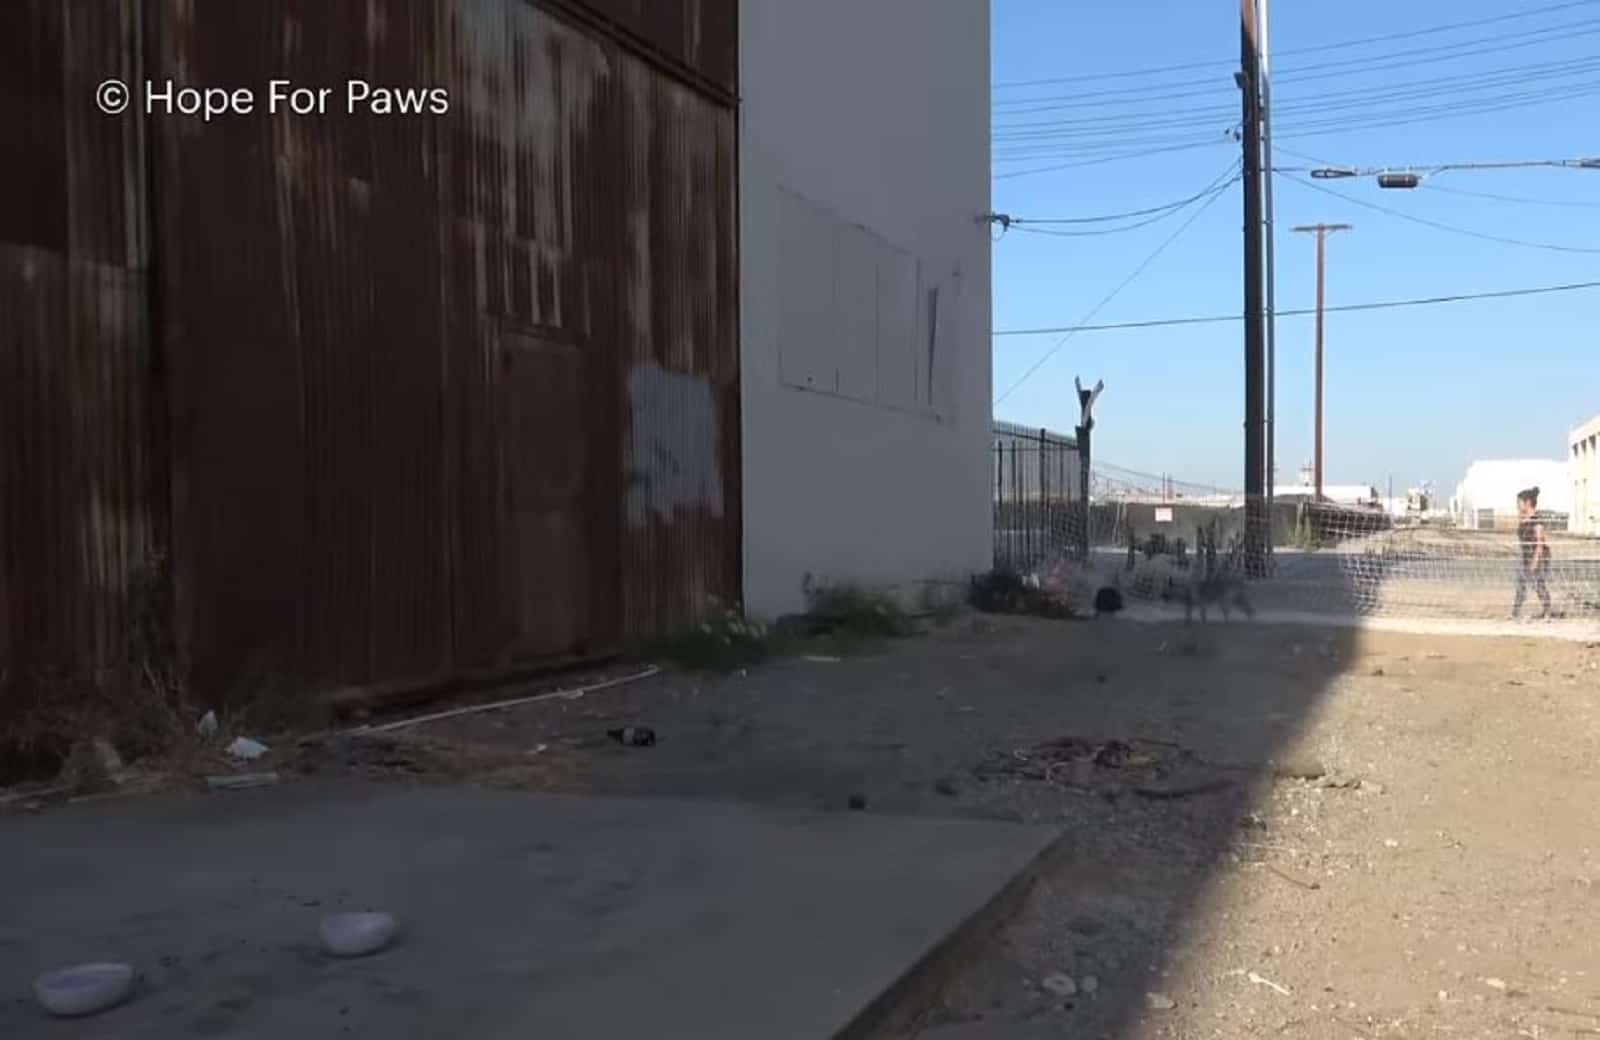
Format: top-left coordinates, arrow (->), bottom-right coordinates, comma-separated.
3,0 -> 738,722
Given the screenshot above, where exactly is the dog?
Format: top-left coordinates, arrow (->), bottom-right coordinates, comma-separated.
1093,584 -> 1124,618
1164,569 -> 1254,625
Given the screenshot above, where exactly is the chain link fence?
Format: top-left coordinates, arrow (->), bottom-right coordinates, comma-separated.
992,436 -> 1600,629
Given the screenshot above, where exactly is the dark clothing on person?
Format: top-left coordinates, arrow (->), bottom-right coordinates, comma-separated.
1518,518 -> 1544,566
1514,516 -> 1552,618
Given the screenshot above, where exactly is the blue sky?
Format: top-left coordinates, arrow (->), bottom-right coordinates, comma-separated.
991,0 -> 1600,496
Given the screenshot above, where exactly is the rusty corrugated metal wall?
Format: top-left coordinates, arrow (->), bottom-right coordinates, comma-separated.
2,0 -> 737,714
0,0 -> 155,726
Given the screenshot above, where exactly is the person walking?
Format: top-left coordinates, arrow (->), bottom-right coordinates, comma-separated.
1512,486 -> 1553,621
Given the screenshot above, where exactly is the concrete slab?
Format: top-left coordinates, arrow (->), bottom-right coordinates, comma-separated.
0,782 -> 1059,1039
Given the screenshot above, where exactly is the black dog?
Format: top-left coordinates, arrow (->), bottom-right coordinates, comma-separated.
1093,585 -> 1124,618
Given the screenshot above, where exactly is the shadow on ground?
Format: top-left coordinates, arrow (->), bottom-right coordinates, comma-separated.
402,584 -> 1366,1038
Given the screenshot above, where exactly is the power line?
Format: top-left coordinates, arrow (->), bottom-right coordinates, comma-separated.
993,82 -> 1600,176
1282,174 -> 1600,254
998,168 -> 1240,227
991,279 -> 1600,337
1421,182 -> 1600,208
992,180 -> 1230,405
993,53 -> 1600,134
992,164 -> 1241,228
1008,178 -> 1241,237
991,0 -> 1600,89
993,139 -> 1233,180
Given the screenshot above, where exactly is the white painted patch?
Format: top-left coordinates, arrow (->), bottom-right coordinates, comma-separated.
626,364 -> 723,526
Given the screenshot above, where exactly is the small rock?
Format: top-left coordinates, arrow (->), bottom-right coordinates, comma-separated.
1042,973 -> 1078,997
1371,666 -> 1385,676
34,962 -> 137,1018
1080,975 -> 1100,994
1359,780 -> 1386,795
1484,977 -> 1508,991
848,793 -> 867,811
1147,992 -> 1176,1011
319,912 -> 398,958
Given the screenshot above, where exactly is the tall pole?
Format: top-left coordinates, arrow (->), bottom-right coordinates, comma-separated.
1239,0 -> 1267,576
1075,377 -> 1103,563
1314,228 -> 1325,500
1291,223 -> 1352,503
1258,0 -> 1278,556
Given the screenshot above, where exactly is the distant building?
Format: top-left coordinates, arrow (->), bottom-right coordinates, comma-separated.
1451,459 -> 1572,531
1572,415 -> 1600,536
1272,483 -> 1381,509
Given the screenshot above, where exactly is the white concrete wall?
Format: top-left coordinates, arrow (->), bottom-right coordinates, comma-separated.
1572,415 -> 1600,536
738,0 -> 992,617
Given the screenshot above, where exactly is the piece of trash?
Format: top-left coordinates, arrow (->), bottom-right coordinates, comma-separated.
1147,992 -> 1176,1011
848,793 -> 867,811
319,912 -> 398,958
802,655 -> 842,663
607,727 -> 656,747
526,744 -> 550,757
1485,977 -> 1508,991
34,962 -> 137,1018
1384,838 -> 1400,848
226,737 -> 270,761
197,711 -> 219,739
1042,973 -> 1078,997
92,739 -> 125,776
206,772 -> 280,791
1248,971 -> 1291,996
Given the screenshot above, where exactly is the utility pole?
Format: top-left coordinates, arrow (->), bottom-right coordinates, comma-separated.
1238,0 -> 1267,576
1258,0 -> 1279,558
1290,223 -> 1352,502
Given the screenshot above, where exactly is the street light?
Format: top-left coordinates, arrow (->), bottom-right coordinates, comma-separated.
1376,171 -> 1422,189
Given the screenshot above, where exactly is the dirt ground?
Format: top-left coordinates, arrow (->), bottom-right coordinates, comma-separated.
18,613 -> 1599,1038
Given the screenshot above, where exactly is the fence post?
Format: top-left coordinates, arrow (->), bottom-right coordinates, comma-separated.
1075,377 -> 1103,562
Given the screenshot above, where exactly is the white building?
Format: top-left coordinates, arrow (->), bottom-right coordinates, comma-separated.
1271,483 -> 1381,508
1451,459 -> 1572,530
738,0 -> 992,616
1572,415 -> 1600,536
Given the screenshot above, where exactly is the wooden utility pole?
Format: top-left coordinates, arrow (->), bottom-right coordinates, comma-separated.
1258,0 -> 1279,557
1238,0 -> 1267,576
1291,223 -> 1352,502
1074,377 -> 1103,562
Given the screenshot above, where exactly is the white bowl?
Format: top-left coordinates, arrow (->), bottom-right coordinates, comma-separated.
34,962 -> 137,1017
318,912 -> 398,957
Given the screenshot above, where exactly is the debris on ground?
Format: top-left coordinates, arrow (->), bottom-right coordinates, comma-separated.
848,793 -> 867,811
205,772 -> 280,791
225,736 -> 270,761
34,962 -> 137,1018
1041,972 -> 1078,997
607,726 -> 656,748
973,737 -> 1202,794
319,911 -> 398,958
1147,992 -> 1176,1011
196,711 -> 219,739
